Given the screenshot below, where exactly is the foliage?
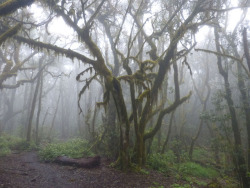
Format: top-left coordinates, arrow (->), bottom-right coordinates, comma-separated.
147,150 -> 218,178
147,149 -> 222,187
171,184 -> 192,188
192,148 -> 215,164
147,151 -> 176,174
0,134 -> 36,156
178,162 -> 218,178
38,138 -> 94,161
150,181 -> 164,188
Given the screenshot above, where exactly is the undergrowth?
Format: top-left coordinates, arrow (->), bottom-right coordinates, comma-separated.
0,134 -> 36,156
178,162 -> 218,178
147,151 -> 175,174
147,149 -> 221,187
38,138 -> 94,161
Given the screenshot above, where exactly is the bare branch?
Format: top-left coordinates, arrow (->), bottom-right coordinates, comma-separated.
195,48 -> 250,78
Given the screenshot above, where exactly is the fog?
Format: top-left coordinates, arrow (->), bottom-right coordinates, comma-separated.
0,0 -> 250,186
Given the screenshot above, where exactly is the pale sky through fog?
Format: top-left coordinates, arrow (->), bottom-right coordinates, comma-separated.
28,1 -> 249,54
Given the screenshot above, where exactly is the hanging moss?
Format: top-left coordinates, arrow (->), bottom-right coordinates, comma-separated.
2,60 -> 13,73
96,90 -> 110,112
141,59 -> 157,70
14,35 -> 97,67
76,67 -> 94,81
117,75 -> 133,82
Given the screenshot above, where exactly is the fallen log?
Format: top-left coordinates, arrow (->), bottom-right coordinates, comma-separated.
54,155 -> 101,168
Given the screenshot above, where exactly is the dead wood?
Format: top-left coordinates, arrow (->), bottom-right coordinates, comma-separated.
54,156 -> 101,168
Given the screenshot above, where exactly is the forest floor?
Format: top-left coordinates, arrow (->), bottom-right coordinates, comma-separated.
0,151 -> 210,188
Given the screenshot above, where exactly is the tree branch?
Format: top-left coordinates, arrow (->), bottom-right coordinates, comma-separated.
13,35 -> 97,66
195,48 -> 250,78
0,24 -> 21,45
0,0 -> 34,16
144,91 -> 192,140
243,28 -> 250,72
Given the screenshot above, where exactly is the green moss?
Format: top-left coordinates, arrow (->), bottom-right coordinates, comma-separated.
137,89 -> 150,102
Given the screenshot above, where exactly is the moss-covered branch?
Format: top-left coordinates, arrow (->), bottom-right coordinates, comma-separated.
150,2 -> 207,103
195,48 -> 243,62
14,35 -> 97,66
196,48 -> 250,78
0,24 -> 21,45
0,50 -> 37,88
137,89 -> 150,104
144,91 -> 192,140
54,1 -> 108,76
0,61 -> 48,89
0,0 -> 34,16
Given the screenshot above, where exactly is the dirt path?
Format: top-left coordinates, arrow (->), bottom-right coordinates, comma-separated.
0,151 -> 179,188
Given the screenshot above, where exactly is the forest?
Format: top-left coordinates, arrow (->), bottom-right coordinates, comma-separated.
0,0 -> 250,187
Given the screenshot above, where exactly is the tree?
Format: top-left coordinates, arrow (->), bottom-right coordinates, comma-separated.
0,0 -> 34,44
11,0 -> 214,169
26,56 -> 43,142
212,1 -> 249,186
193,1 -> 250,186
0,0 -> 238,171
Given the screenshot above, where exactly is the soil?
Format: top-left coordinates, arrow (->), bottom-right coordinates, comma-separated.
0,151 -> 184,188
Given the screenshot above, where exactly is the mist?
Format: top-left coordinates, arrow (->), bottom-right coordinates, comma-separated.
0,0 -> 250,187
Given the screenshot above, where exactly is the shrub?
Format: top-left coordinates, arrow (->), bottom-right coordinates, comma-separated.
147,151 -> 175,174
39,138 -> 94,161
0,134 -> 33,156
0,146 -> 11,157
192,148 -> 214,164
